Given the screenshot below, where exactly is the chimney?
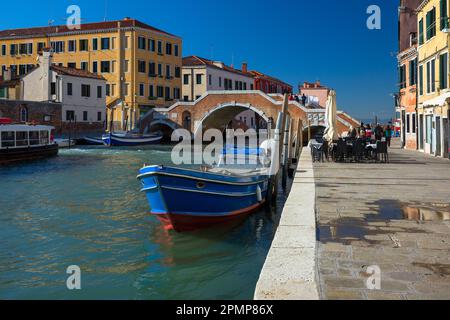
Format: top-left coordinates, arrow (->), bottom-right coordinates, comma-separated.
315,80 -> 321,88
242,62 -> 248,73
39,50 -> 53,101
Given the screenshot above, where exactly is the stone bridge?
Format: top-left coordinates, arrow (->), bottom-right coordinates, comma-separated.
143,91 -> 359,140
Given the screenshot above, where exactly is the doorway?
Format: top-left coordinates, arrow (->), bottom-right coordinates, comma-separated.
436,116 -> 441,157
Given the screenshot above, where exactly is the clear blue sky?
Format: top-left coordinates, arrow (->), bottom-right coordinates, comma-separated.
1,0 -> 398,120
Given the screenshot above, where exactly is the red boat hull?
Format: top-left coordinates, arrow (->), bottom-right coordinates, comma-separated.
151,201 -> 265,232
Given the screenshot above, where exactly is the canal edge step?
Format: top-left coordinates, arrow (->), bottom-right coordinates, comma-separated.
254,146 -> 319,300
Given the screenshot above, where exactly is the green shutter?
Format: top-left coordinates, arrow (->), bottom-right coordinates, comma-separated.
441,0 -> 448,30
419,20 -> 422,44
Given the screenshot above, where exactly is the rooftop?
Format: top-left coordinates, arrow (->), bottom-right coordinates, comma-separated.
0,18 -> 179,40
249,70 -> 292,88
182,56 -> 252,78
50,65 -> 106,80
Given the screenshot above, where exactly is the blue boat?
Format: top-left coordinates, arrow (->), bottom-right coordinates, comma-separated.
137,146 -> 275,232
103,132 -> 163,146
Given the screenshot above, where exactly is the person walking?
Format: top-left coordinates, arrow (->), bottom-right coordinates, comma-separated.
385,124 -> 393,147
301,94 -> 307,106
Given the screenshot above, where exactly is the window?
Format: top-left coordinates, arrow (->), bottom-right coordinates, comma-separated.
20,107 -> 28,122
101,61 -> 111,73
66,110 -> 75,121
97,86 -> 102,98
406,114 -> 411,133
80,62 -> 88,71
149,62 -> 156,76
97,112 -> 102,121
1,44 -> 6,56
138,60 -> 146,73
93,61 -> 98,73
19,43 -> 28,54
157,86 -> 164,98
10,44 -> 17,55
183,74 -> 189,85
412,113 -> 417,134
92,38 -> 98,51
174,44 -> 179,57
123,83 -> 129,96
29,131 -> 39,146
165,87 -> 171,100
16,131 -> 28,146
426,59 -> 436,93
173,87 -> 180,99
79,39 -> 88,51
157,41 -> 163,54
149,39 -> 155,52
409,59 -> 417,86
81,84 -> 91,97
50,41 -> 64,53
235,80 -> 239,90
101,38 -> 110,50
124,36 -> 130,49
138,37 -> 146,50
166,65 -> 171,79
426,7 -> 436,40
419,64 -> 424,95
68,62 -> 76,69
124,60 -> 129,73
139,83 -> 145,97
183,96 -> 189,101
196,74 -> 202,84
440,53 -> 448,89
149,85 -> 154,98
106,84 -> 111,96
1,131 -> 15,147
37,42 -> 45,52
83,111 -> 88,121
441,0 -> 448,30
67,83 -> 73,96
158,63 -> 163,76
68,40 -> 76,52
175,66 -> 181,78
51,82 -> 56,95
19,65 -> 26,75
0,87 -> 7,99
166,42 -> 172,55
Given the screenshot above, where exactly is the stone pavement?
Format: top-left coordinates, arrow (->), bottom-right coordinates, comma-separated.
314,139 -> 450,300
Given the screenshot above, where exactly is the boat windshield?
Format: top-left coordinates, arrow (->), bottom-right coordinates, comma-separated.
216,147 -> 269,170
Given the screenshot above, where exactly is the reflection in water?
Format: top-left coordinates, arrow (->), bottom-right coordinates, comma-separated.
0,146 -> 288,300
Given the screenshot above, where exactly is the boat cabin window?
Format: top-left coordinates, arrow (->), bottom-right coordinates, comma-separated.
1,131 -> 15,147
16,131 -> 29,146
29,131 -> 40,146
40,130 -> 49,145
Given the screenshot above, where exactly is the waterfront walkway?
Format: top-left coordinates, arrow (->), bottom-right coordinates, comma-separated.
315,140 -> 450,299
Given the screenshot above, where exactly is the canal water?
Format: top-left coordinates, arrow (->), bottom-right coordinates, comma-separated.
0,146 -> 288,300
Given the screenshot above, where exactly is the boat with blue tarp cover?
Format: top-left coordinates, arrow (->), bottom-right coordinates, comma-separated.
137,142 -> 277,232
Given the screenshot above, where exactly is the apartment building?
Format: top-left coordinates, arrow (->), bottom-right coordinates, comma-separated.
182,56 -> 255,101
0,18 -> 182,131
417,0 -> 450,158
397,0 -> 421,150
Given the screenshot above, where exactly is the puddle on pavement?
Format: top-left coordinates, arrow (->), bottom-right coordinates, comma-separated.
368,199 -> 450,222
318,199 -> 449,245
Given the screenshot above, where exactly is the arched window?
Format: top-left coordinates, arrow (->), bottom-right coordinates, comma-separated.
20,106 -> 28,122
182,111 -> 192,131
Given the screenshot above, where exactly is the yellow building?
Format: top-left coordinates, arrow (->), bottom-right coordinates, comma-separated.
417,0 -> 450,158
0,18 -> 182,131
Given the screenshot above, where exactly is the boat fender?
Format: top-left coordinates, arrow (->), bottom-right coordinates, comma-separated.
256,185 -> 262,202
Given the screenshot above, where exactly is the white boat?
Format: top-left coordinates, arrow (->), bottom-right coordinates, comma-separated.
55,138 -> 77,148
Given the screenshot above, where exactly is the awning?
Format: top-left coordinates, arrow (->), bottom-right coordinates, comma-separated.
423,92 -> 450,107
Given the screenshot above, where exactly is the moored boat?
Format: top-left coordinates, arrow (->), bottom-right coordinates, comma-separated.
80,136 -> 104,145
55,138 -> 77,148
103,132 -> 163,146
0,121 -> 58,164
137,146 -> 275,232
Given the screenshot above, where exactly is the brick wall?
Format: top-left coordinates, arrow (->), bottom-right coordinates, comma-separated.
0,100 -> 105,136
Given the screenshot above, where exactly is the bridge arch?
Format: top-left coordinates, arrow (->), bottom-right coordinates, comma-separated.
193,102 -> 270,137
147,119 -> 180,142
